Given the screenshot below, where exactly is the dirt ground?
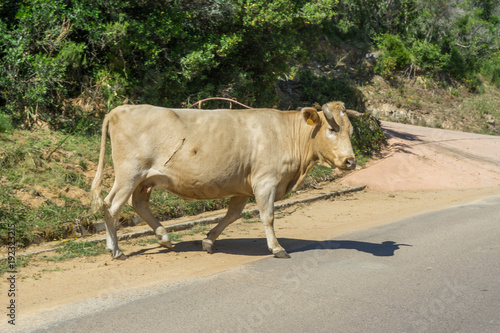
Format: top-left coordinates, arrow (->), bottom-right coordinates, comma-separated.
2,121 -> 500,327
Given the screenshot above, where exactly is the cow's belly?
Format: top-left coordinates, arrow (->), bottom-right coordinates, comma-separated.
138,164 -> 301,202
163,180 -> 253,201
154,175 -> 297,202
141,170 -> 254,201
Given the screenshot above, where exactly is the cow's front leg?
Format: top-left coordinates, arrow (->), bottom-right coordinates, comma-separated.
255,186 -> 290,259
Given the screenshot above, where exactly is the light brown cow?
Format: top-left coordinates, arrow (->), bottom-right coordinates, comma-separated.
90,102 -> 361,259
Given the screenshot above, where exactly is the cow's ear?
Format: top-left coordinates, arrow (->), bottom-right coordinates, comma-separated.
301,107 -> 321,126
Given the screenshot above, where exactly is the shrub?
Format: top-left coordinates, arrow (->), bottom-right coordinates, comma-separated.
410,40 -> 449,72
350,115 -> 387,157
0,113 -> 13,133
445,46 -> 468,79
297,69 -> 364,109
481,52 -> 500,87
375,34 -> 411,76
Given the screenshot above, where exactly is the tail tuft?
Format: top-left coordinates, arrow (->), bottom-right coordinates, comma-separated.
90,182 -> 105,215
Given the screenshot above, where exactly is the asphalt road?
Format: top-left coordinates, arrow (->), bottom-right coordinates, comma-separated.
36,195 -> 500,333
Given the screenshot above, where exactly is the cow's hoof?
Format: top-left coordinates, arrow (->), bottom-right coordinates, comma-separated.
202,238 -> 214,254
113,253 -> 128,260
159,239 -> 174,250
155,227 -> 173,250
274,250 -> 291,259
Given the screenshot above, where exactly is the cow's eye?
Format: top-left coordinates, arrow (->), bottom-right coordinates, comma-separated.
328,127 -> 338,133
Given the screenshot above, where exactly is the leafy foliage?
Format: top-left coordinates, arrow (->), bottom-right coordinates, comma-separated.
0,0 -> 340,125
333,0 -> 500,87
350,116 -> 387,157
0,113 -> 13,133
297,69 -> 364,109
410,40 -> 450,72
1,0 -> 499,125
481,52 -> 500,87
374,34 -> 411,76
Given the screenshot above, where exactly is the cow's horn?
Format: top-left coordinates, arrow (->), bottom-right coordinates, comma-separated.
321,104 -> 334,121
345,109 -> 364,117
321,104 -> 340,131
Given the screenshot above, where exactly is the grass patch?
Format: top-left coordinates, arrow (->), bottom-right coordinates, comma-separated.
241,211 -> 258,219
361,73 -> 500,135
300,165 -> 338,189
185,223 -> 210,236
0,187 -> 93,247
137,237 -> 161,246
149,192 -> 230,220
43,240 -> 107,262
0,255 -> 31,275
0,129 -> 108,247
460,85 -> 500,134
40,267 -> 65,273
170,233 -> 182,242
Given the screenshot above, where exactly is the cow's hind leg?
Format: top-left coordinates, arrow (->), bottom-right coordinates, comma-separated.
131,183 -> 173,250
254,186 -> 290,259
104,183 -> 137,260
202,196 -> 249,254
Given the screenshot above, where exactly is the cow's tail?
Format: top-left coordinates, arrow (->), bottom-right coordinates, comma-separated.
90,115 -> 110,215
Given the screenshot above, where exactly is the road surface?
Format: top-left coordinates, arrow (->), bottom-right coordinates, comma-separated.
34,195 -> 500,333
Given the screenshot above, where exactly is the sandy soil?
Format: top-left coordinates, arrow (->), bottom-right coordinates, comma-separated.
2,121 -> 500,328
342,121 -> 500,191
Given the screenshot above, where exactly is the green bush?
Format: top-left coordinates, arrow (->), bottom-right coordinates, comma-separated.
410,40 -> 449,72
350,115 -> 387,157
334,0 -> 499,82
0,113 -> 13,133
481,52 -> 500,87
375,34 -> 411,76
445,47 -> 468,79
297,69 -> 364,109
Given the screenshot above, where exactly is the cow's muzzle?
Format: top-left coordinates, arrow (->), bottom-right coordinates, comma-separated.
344,157 -> 357,170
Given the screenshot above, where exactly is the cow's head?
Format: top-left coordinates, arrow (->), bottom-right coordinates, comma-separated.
301,101 -> 362,170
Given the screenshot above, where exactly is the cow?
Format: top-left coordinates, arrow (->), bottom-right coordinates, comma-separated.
90,102 -> 362,259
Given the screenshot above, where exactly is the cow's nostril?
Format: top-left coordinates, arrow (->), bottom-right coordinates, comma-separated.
346,158 -> 356,170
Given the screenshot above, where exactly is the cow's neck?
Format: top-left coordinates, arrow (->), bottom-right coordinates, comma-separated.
286,114 -> 320,192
